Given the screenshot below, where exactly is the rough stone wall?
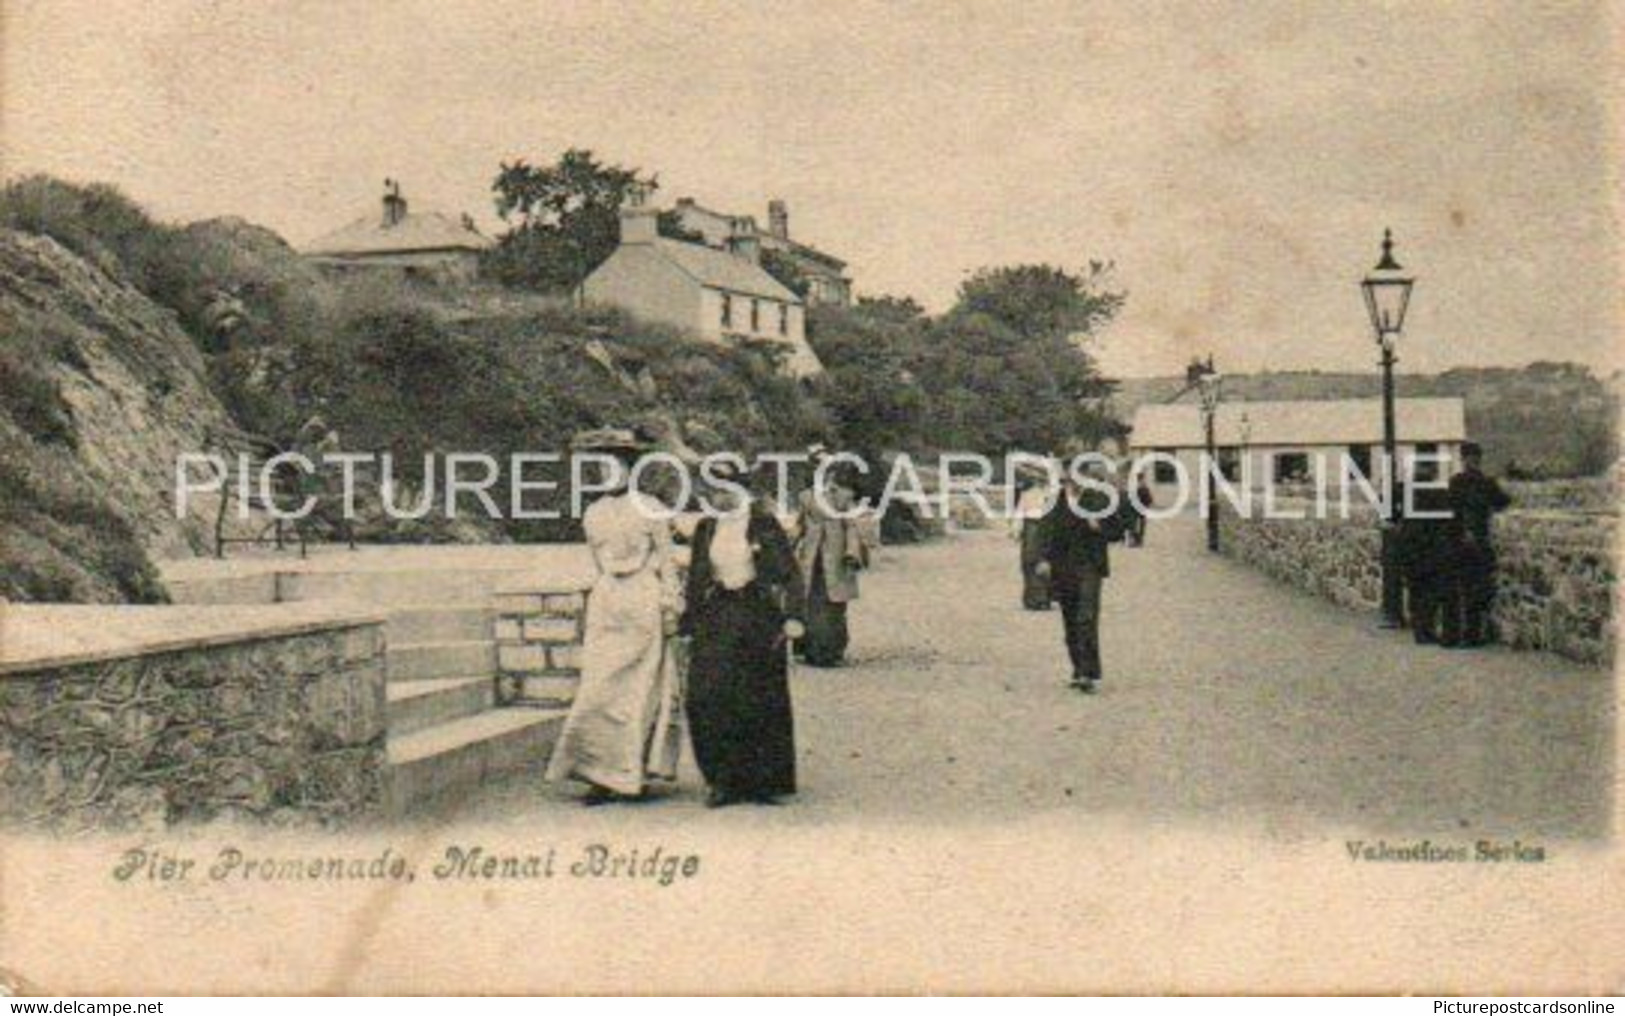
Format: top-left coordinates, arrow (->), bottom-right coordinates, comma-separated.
1218,500 -> 1615,667
1505,476 -> 1617,513
0,623 -> 386,832
1493,511 -> 1616,664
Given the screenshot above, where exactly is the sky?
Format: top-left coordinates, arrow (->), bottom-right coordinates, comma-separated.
3,0 -> 1619,378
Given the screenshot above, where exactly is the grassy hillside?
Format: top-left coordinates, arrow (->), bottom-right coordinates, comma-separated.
0,227 -> 235,601
1111,364 -> 1617,477
0,176 -> 835,600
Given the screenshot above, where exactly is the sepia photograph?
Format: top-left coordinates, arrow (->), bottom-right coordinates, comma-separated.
0,0 -> 1620,997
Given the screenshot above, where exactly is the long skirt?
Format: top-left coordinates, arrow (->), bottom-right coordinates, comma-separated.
545,568 -> 681,796
687,584 -> 797,799
1019,524 -> 1051,610
800,560 -> 849,666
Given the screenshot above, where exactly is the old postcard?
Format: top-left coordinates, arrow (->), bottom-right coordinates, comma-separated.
0,0 -> 1620,996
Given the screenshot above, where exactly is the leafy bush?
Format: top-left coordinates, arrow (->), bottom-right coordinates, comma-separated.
0,175 -> 177,287
0,347 -> 76,448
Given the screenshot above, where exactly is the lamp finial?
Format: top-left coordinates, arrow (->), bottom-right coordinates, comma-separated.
1375,228 -> 1402,271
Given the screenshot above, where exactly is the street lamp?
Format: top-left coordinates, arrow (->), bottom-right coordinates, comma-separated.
1189,354 -> 1224,552
1238,410 -> 1252,490
1361,228 -> 1416,626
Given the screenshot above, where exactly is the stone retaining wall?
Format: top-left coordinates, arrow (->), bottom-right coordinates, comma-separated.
1505,476 -> 1617,513
1218,500 -> 1616,667
0,614 -> 386,832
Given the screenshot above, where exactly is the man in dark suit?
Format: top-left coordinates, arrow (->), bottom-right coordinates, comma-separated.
1035,458 -> 1127,694
1447,441 -> 1512,647
1397,457 -> 1458,646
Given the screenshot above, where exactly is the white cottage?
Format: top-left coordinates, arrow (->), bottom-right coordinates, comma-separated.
580,192 -> 822,377
1128,397 -> 1468,494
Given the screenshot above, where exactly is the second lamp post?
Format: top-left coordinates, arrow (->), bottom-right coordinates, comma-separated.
1190,355 -> 1224,553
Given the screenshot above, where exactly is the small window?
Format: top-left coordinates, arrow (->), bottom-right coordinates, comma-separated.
1412,441 -> 1443,478
750,299 -> 760,332
720,293 -> 732,328
778,303 -> 789,336
1347,444 -> 1373,480
1153,455 -> 1178,484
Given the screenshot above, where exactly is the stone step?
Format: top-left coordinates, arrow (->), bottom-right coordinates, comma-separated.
164,573 -> 280,605
503,673 -> 581,707
386,640 -> 497,682
385,708 -> 567,815
386,605 -> 492,644
386,677 -> 495,737
280,568 -> 531,606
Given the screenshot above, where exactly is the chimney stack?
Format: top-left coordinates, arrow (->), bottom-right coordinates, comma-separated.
767,199 -> 789,240
618,180 -> 659,245
381,179 -> 408,228
727,216 -> 762,264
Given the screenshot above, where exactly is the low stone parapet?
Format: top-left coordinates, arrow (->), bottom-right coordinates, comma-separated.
0,603 -> 388,832
1217,499 -> 1615,667
1493,510 -> 1616,664
492,583 -> 590,707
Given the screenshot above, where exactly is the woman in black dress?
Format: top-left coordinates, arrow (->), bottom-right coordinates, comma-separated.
680,467 -> 806,807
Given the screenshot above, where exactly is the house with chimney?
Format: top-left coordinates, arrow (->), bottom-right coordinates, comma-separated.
671,196 -> 852,306
303,180 -> 492,281
579,187 -> 823,376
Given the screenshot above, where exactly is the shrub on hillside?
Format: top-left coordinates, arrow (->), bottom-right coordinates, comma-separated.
0,175 -> 177,287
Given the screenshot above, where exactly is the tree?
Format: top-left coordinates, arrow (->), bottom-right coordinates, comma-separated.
482,149 -> 698,292
760,249 -> 810,299
953,262 -> 1125,342
916,262 -> 1125,454
854,294 -> 926,327
806,300 -> 929,454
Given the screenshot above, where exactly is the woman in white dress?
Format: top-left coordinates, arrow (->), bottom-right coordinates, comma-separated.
545,430 -> 683,804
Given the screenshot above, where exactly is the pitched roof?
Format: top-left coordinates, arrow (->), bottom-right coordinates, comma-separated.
303,211 -> 493,257
672,199 -> 847,271
1128,397 -> 1467,448
652,238 -> 801,302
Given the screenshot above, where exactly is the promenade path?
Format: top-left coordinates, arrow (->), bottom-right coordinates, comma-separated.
85,518 -> 1613,994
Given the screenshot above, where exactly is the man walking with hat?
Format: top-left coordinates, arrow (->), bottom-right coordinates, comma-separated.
1035,452 -> 1128,693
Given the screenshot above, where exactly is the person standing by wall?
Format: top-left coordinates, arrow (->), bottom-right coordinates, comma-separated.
794,446 -> 868,667
1397,456 -> 1458,646
1009,460 -> 1057,609
1127,476 -> 1154,547
1447,441 -> 1512,647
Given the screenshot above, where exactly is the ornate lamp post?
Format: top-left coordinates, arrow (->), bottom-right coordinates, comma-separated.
1189,355 -> 1224,552
1361,229 -> 1416,626
1238,409 -> 1252,490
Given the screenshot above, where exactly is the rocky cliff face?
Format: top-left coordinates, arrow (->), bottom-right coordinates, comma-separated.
0,230 -> 236,600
